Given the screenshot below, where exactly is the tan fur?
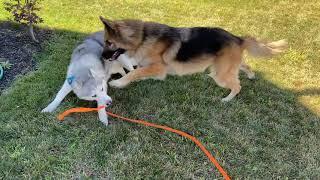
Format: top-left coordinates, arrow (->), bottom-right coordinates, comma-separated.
243,37 -> 287,58
240,62 -> 255,79
209,45 -> 242,101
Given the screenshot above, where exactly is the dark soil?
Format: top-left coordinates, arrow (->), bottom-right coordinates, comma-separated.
0,21 -> 52,92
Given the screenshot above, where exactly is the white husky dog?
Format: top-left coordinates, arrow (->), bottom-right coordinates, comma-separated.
42,31 -> 135,125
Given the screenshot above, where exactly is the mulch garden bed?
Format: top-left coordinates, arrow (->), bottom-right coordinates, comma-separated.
0,21 -> 52,93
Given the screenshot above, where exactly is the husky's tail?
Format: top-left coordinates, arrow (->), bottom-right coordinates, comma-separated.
241,36 -> 287,58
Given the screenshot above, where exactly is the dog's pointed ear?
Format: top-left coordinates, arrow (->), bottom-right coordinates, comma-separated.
119,26 -> 134,38
100,16 -> 115,33
89,68 -> 98,79
102,80 -> 107,89
90,68 -> 104,79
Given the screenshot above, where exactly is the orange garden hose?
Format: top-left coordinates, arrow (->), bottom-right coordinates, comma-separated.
58,106 -> 231,180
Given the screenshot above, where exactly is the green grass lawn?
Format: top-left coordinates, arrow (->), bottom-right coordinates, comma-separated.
1,0 -> 320,178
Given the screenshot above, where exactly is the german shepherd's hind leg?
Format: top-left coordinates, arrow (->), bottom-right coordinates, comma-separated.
109,63 -> 167,88
209,68 -> 241,102
221,78 -> 241,102
240,62 -> 255,79
208,49 -> 242,102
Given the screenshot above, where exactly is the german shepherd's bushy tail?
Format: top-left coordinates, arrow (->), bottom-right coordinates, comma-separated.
242,36 -> 287,58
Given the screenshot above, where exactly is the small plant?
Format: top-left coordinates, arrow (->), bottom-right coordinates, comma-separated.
0,60 -> 13,70
4,0 -> 44,43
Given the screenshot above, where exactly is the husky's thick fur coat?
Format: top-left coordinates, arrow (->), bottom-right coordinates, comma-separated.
42,31 -> 135,125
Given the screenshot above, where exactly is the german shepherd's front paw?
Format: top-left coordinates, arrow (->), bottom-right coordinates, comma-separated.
109,79 -> 128,88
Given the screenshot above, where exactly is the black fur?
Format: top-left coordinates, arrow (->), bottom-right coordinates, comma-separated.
101,48 -> 116,60
101,48 -> 126,61
176,27 -> 243,62
142,23 -> 180,46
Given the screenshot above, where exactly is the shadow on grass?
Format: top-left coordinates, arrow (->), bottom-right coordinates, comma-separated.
293,88 -> 320,96
0,21 -> 319,179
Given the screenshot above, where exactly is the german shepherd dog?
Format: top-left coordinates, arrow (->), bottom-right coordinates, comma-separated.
99,16 -> 287,101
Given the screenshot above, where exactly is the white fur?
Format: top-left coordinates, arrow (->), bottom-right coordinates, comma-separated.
42,55 -> 113,125
42,31 -> 136,125
117,54 -> 137,71
42,56 -> 135,125
109,78 -> 129,88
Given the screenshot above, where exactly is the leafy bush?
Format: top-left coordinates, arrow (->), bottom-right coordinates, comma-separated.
4,0 -> 44,42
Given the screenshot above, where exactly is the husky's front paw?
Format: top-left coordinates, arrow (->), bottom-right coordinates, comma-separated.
98,114 -> 109,126
100,118 -> 109,126
41,105 -> 56,113
221,97 -> 231,102
109,79 -> 128,88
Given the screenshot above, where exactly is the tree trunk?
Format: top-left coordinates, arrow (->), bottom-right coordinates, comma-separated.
28,23 -> 39,43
